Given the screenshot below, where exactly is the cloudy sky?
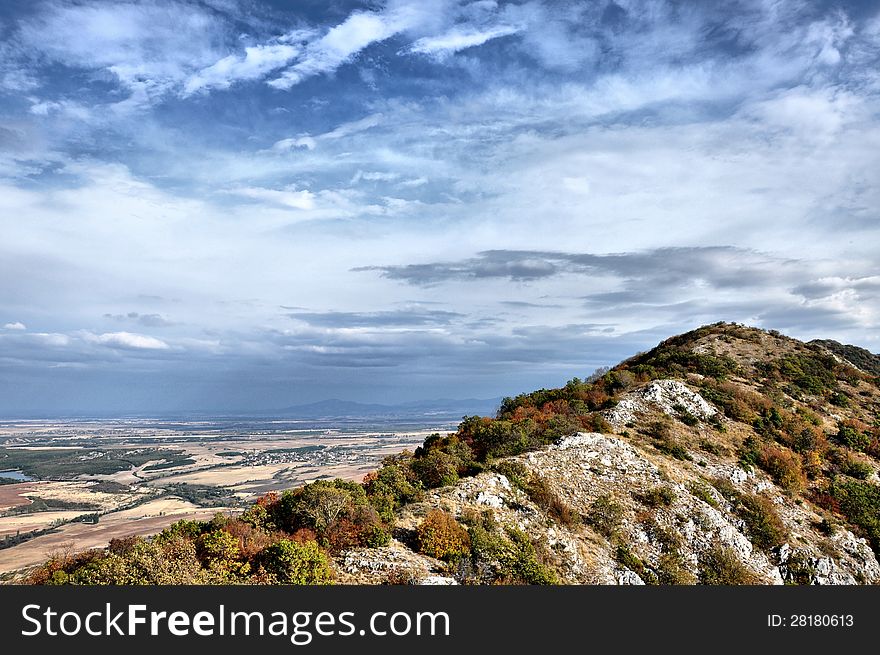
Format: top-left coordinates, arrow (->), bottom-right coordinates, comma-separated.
0,0 -> 878,414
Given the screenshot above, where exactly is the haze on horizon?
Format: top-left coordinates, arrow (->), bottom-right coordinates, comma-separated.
0,0 -> 878,415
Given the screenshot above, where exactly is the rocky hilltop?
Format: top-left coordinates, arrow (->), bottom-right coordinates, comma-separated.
27,323 -> 880,585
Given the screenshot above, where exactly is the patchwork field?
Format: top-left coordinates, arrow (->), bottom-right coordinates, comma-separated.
0,417 -> 451,577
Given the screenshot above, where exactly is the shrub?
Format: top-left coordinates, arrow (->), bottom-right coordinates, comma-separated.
416,510 -> 471,562
410,451 -> 460,488
836,422 -> 871,452
524,475 -> 581,528
156,519 -> 204,543
50,536 -> 209,585
781,549 -> 817,585
699,545 -> 760,585
755,443 -> 806,492
841,458 -> 873,480
792,427 -> 825,454
646,420 -> 692,461
758,353 -> 839,395
196,529 -> 240,567
829,478 -> 880,552
688,480 -> 719,508
269,479 -> 388,552
586,494 -> 624,538
256,539 -> 333,585
656,552 -> 696,585
500,529 -> 557,585
615,544 -> 657,584
219,518 -> 278,559
635,486 -> 677,508
735,494 -> 788,551
490,460 -> 529,489
710,479 -> 788,551
364,456 -> 423,522
829,391 -> 851,408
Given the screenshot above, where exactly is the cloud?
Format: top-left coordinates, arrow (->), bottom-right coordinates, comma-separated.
409,24 -> 520,57
224,186 -> 315,210
183,41 -> 303,95
14,0 -> 228,105
1,1 -> 880,412
27,100 -> 91,121
398,177 -> 428,187
351,170 -> 400,184
103,312 -> 175,328
355,247 -> 798,286
268,10 -> 411,89
3,322 -> 26,331
86,331 -> 170,351
288,309 -> 464,328
270,114 -> 383,152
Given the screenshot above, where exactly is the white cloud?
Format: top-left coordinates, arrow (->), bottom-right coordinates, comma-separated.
409,24 -> 520,57
16,1 -> 227,104
3,322 -> 26,330
398,177 -> 428,187
183,42 -> 303,95
351,170 -> 400,184
268,8 -> 424,89
33,333 -> 71,347
28,99 -> 92,121
225,186 -> 316,210
87,331 -> 170,350
270,114 -> 383,152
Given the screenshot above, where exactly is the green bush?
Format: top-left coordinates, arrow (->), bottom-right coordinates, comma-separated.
829,478 -> 880,552
615,544 -> 657,584
735,494 -> 788,551
268,479 -> 388,552
410,451 -> 461,488
490,460 -> 529,489
586,494 -> 624,538
837,423 -> 871,452
256,539 -> 333,584
699,545 -> 760,585
196,529 -> 240,566
364,456 -> 423,522
635,486 -> 677,508
688,480 -> 719,508
501,528 -> 557,585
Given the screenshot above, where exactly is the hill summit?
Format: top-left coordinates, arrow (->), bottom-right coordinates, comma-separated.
28,323 -> 880,585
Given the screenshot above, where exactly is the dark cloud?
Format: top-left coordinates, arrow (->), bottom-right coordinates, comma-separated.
499,300 -> 567,309
103,312 -> 176,328
356,246 -> 798,287
287,309 -> 464,328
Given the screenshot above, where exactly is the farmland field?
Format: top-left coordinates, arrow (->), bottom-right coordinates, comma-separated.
0,416 -> 454,578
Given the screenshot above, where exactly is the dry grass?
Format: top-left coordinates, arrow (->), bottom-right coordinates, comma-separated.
0,498 -> 233,574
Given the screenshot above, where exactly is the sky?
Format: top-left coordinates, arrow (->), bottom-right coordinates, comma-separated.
0,0 -> 878,415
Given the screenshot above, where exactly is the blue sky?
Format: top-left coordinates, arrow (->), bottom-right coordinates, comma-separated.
0,0 -> 878,414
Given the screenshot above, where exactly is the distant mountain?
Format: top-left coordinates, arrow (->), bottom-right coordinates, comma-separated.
811,339 -> 880,376
269,397 -> 502,419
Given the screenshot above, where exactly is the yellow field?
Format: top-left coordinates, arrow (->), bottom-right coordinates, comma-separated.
0,511 -> 88,537
0,498 -> 234,574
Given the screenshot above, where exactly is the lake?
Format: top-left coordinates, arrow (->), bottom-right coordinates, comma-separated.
0,469 -> 33,481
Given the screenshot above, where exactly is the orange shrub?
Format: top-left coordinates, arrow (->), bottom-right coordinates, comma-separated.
416,509 -> 471,562
757,443 -> 806,492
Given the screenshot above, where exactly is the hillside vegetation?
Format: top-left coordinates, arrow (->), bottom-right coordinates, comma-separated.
24,323 -> 880,585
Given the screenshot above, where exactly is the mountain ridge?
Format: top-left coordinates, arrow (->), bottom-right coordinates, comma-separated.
23,322 -> 880,586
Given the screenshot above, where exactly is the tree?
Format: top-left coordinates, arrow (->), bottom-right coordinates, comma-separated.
256,539 -> 333,585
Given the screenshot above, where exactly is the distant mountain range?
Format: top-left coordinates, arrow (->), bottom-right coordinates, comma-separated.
266,397 -> 503,419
